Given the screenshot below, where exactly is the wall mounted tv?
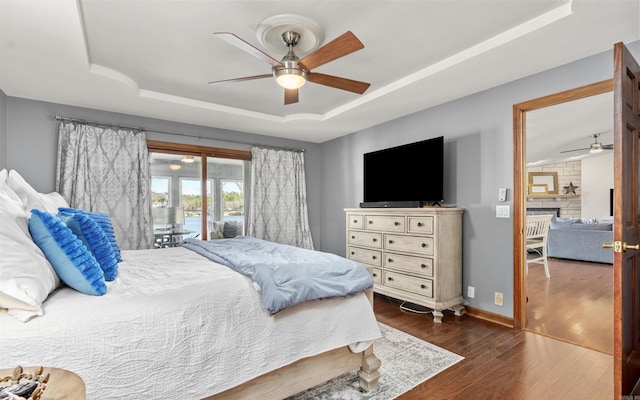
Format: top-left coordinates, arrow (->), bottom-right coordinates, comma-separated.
362,136 -> 444,208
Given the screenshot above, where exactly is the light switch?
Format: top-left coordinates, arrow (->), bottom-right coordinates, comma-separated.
496,205 -> 510,218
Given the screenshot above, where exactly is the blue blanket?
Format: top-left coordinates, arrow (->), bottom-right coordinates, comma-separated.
182,236 -> 373,314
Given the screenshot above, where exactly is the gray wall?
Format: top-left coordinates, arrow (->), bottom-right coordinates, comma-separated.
3,98 -> 323,247
4,42 -> 639,318
318,45 -> 636,317
0,90 -> 7,169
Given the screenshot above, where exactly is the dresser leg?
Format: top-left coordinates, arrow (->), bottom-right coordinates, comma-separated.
452,305 -> 466,316
432,310 -> 444,323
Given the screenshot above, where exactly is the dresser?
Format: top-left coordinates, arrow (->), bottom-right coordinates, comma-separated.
345,207 -> 464,323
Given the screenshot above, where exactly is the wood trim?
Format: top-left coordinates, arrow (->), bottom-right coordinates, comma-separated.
512,79 -> 613,112
513,103 -> 526,329
465,306 -> 514,328
147,140 -> 252,160
512,78 -> 613,330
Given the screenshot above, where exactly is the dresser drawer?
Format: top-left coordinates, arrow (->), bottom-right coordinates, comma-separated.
348,231 -> 382,249
347,214 -> 364,229
383,271 -> 433,298
408,216 -> 434,235
383,252 -> 433,277
384,234 -> 434,256
365,215 -> 405,232
347,246 -> 382,267
371,267 -> 382,284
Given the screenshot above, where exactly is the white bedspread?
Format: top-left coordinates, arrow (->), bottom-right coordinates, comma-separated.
0,247 -> 381,399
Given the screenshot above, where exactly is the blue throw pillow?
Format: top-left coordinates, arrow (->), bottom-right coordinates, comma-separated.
58,211 -> 119,281
59,207 -> 122,262
28,209 -> 106,296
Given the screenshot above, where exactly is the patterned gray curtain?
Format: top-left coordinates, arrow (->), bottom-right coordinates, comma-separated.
56,122 -> 153,250
248,146 -> 314,249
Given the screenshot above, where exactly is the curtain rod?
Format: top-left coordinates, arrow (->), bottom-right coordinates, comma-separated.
54,115 -> 305,152
253,144 -> 305,153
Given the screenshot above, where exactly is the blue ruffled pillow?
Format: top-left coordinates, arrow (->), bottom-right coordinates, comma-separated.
28,209 -> 106,296
58,211 -> 118,281
59,207 -> 122,262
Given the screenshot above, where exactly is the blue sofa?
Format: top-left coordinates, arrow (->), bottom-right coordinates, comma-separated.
546,218 -> 614,264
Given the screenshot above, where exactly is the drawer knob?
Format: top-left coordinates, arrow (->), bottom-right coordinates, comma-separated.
388,277 -> 394,281
353,220 -> 358,223
351,251 -> 355,255
373,273 -> 377,277
368,220 -> 373,224
372,238 -> 377,242
388,240 -> 394,244
388,258 -> 393,263
420,284 -> 426,289
394,221 -> 400,226
417,222 -> 423,227
422,243 -> 427,248
372,256 -> 377,260
351,235 -> 355,239
421,264 -> 426,269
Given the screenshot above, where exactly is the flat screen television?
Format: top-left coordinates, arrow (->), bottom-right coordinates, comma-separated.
362,136 -> 444,208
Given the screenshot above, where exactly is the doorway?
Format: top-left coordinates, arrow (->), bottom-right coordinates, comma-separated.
512,80 -> 613,344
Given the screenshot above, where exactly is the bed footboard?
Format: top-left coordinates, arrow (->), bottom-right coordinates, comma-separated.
206,288 -> 380,399
204,344 -> 380,400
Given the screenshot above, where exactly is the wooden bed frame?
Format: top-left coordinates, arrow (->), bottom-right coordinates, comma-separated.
205,290 -> 381,399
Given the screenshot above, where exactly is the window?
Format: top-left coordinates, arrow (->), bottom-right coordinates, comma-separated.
148,141 -> 251,241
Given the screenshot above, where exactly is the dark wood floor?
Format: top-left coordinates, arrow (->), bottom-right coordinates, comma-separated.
373,294 -> 613,400
526,257 -> 613,354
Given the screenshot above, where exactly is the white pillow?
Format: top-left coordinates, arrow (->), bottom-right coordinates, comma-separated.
7,170 -> 64,216
40,191 -> 70,211
0,180 -> 59,321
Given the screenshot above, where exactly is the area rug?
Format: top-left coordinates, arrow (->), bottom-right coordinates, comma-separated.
287,323 -> 464,400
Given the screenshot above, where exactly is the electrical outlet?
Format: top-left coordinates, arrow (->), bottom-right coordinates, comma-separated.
467,286 -> 475,298
494,292 -> 504,306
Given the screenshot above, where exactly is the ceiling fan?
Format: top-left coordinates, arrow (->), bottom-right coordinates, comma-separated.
560,133 -> 613,154
209,30 -> 370,105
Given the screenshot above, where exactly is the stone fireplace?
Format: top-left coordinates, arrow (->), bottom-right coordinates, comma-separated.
527,160 -> 581,219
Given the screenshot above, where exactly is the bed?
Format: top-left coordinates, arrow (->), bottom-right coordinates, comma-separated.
0,169 -> 382,399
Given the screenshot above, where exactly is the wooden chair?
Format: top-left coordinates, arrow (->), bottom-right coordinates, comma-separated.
525,214 -> 553,278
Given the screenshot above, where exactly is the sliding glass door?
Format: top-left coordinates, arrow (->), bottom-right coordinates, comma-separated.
148,141 -> 251,242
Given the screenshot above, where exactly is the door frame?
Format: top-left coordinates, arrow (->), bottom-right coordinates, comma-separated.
512,79 -> 613,329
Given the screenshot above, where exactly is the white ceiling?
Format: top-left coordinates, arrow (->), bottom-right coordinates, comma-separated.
0,0 -> 639,144
526,91 -> 614,165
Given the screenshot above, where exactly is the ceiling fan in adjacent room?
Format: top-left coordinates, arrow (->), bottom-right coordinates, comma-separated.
560,133 -> 613,154
208,15 -> 370,105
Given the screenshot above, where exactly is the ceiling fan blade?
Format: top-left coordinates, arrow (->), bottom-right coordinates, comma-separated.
602,144 -> 614,150
214,32 -> 282,67
307,73 -> 370,94
284,88 -> 299,105
208,74 -> 272,85
560,147 -> 589,154
298,31 -> 364,70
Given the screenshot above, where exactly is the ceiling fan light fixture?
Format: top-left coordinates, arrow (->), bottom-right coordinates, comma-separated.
590,143 -> 603,154
181,155 -> 195,163
274,67 -> 307,89
169,163 -> 181,171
